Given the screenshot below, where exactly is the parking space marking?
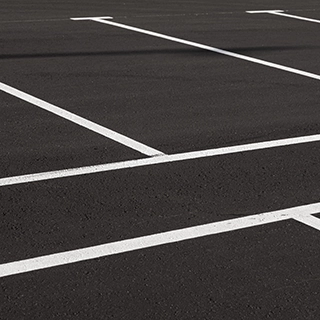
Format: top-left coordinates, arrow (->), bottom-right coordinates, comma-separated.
247,10 -> 320,24
0,82 -> 164,157
71,16 -> 113,20
1,202 -> 319,278
71,16 -> 320,81
293,214 -> 320,231
1,133 -> 320,186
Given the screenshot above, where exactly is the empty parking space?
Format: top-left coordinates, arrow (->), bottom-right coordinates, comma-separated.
0,92 -> 143,177
1,143 -> 320,266
2,16 -> 320,156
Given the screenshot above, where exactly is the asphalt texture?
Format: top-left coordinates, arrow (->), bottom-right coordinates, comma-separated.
1,1 -> 320,319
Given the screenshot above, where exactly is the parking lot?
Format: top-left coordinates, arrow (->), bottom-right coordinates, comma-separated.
1,1 -> 320,318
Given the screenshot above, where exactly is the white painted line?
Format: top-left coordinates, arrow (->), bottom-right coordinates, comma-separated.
0,82 -> 164,157
1,202 -> 319,278
246,10 -> 284,14
247,9 -> 320,24
293,214 -> 320,231
1,133 -> 320,186
70,16 -> 320,81
71,16 -> 113,21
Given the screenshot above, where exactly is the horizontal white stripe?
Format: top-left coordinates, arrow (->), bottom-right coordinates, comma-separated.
71,16 -> 113,21
1,202 -> 319,278
1,133 -> 320,186
246,10 -> 284,14
0,82 -> 164,157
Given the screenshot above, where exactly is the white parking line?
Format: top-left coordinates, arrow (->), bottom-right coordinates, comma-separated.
71,16 -> 113,20
293,214 -> 320,230
0,202 -> 319,278
247,10 -> 320,24
1,133 -> 320,186
70,16 -> 320,81
0,82 -> 164,157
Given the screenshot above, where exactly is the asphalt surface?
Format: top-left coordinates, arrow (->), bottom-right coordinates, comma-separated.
1,1 -> 320,319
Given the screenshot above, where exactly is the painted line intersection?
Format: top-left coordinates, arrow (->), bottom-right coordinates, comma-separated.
247,9 -> 320,24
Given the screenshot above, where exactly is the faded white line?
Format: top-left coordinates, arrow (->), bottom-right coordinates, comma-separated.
70,16 -> 320,81
1,202 -> 319,278
247,10 -> 320,24
1,133 -> 320,186
0,82 -> 164,157
293,214 -> 320,231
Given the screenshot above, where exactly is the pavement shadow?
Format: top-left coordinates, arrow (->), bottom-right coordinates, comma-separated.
0,46 -> 318,60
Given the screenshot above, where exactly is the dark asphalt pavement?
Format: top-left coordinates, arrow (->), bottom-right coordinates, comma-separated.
1,1 -> 320,319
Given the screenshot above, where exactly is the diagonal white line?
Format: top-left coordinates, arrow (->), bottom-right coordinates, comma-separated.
1,133 -> 320,186
70,16 -> 320,81
247,10 -> 320,24
293,214 -> 320,230
0,82 -> 164,157
1,202 -> 319,278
